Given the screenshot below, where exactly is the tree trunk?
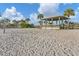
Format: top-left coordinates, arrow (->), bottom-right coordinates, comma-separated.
3,28 -> 5,33
3,23 -> 5,34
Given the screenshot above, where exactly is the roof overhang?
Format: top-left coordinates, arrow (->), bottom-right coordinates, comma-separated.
41,16 -> 70,21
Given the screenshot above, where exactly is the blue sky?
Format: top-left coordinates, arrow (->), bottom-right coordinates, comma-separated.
0,3 -> 79,25
0,3 -> 39,17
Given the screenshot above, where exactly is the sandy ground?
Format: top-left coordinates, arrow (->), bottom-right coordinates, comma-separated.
0,28 -> 79,56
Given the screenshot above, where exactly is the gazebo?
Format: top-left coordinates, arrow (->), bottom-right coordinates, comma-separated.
40,16 -> 69,29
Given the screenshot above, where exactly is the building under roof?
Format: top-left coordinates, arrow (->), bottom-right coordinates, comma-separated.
40,16 -> 70,29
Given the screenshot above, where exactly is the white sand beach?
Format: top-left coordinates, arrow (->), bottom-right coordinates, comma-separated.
0,28 -> 79,56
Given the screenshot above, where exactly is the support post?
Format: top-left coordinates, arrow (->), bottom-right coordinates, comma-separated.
59,17 -> 61,28
68,19 -> 70,29
61,20 -> 64,29
45,19 -> 47,28
52,18 -> 53,27
56,20 -> 58,26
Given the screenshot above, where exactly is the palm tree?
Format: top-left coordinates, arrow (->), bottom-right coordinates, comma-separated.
64,8 -> 75,17
0,12 -> 9,33
12,20 -> 17,23
5,18 -> 10,23
25,18 -> 30,22
12,20 -> 18,27
64,8 -> 75,29
37,14 -> 44,19
37,14 -> 44,26
25,18 -> 31,24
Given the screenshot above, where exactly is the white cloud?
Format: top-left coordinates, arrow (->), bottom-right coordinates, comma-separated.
38,3 -> 61,17
30,3 -> 61,25
30,13 -> 39,25
2,6 -> 25,21
77,7 -> 79,11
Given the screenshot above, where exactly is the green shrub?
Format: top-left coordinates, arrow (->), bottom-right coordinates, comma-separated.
19,21 -> 34,28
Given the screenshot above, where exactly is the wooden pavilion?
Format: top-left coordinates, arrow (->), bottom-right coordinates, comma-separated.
40,16 -> 69,29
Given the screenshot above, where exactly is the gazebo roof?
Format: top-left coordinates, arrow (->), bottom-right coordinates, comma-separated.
41,16 -> 69,21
